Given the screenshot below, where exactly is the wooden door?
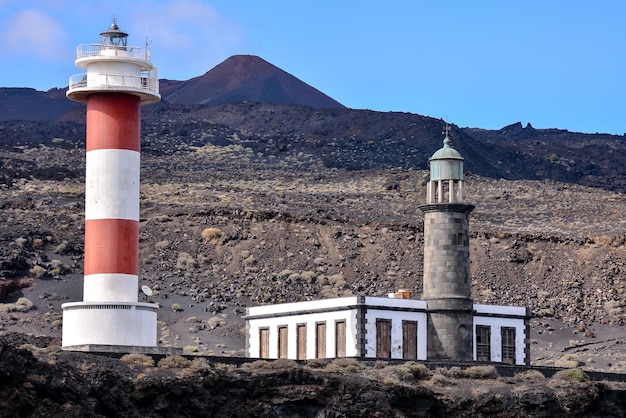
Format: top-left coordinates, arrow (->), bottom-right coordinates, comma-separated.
316,322 -> 326,358
501,327 -> 516,364
278,326 -> 288,359
476,325 -> 491,361
297,324 -> 307,360
259,328 -> 269,359
335,321 -> 346,358
402,321 -> 418,359
376,319 -> 391,358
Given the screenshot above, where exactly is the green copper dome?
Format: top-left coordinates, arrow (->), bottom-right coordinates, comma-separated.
430,137 -> 464,161
429,136 -> 464,181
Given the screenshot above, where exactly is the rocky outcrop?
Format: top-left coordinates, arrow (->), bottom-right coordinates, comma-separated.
1,334 -> 626,417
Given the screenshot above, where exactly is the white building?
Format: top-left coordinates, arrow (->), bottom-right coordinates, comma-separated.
246,296 -> 529,365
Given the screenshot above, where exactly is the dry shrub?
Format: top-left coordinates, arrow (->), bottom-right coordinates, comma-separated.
278,269 -> 294,278
54,241 -> 69,254
437,366 -> 464,379
18,343 -> 61,357
183,346 -> 199,353
555,354 -> 581,368
604,300 -> 623,316
265,358 -> 299,369
325,358 -> 365,374
465,365 -> 498,379
430,373 -> 455,387
313,257 -> 326,266
551,368 -> 590,383
207,317 -> 225,329
29,265 -> 46,279
50,260 -> 67,275
515,369 -> 545,381
158,355 -> 191,369
435,365 -> 498,380
327,273 -> 346,288
15,297 -> 33,312
190,358 -> 211,371
154,240 -> 170,250
373,361 -> 387,370
0,297 -> 34,313
214,363 -> 237,373
121,353 -> 155,367
537,290 -> 550,299
402,361 -> 430,380
305,358 -> 328,369
592,235 -> 614,247
243,360 -> 269,370
201,227 -> 223,244
176,252 -> 196,270
301,271 -> 317,284
379,361 -> 429,382
512,384 -> 530,395
320,285 -> 339,298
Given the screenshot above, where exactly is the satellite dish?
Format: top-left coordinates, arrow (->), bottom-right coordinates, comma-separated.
141,285 -> 153,296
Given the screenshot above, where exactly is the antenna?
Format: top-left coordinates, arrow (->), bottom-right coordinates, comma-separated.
145,22 -> 153,46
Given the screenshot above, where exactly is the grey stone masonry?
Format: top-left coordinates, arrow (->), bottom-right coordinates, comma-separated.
427,309 -> 473,360
419,204 -> 474,301
419,203 -> 475,361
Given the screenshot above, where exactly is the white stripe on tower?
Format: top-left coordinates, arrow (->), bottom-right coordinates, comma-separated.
83,93 -> 141,303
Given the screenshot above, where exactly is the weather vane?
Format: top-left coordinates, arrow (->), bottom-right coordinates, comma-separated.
443,123 -> 451,139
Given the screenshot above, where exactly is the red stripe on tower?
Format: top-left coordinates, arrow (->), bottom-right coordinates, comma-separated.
86,94 -> 141,151
84,219 -> 139,275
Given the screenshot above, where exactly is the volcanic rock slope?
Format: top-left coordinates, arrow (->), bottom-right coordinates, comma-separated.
0,55 -> 625,373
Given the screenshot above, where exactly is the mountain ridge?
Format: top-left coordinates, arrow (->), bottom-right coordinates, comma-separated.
160,55 -> 345,109
0,54 -> 624,192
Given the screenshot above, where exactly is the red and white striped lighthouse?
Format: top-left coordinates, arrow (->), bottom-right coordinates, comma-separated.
62,20 -> 160,347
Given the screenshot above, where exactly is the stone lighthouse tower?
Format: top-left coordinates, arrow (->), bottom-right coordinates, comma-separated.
419,126 -> 475,360
62,20 -> 160,347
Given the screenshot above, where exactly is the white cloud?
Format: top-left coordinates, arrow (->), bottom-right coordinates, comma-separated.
126,0 -> 245,77
0,9 -> 68,60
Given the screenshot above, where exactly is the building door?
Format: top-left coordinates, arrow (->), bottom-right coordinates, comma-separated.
316,322 -> 326,358
501,327 -> 516,364
335,321 -> 346,358
402,320 -> 418,359
297,324 -> 307,360
476,325 -> 491,361
376,319 -> 391,358
278,326 -> 288,359
259,328 -> 269,359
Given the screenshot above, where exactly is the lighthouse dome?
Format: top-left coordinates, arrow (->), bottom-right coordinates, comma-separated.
429,136 -> 464,181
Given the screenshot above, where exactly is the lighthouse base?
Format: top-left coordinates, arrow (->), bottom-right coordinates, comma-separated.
61,301 -> 158,347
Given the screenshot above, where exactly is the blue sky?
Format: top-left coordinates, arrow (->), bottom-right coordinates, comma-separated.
1,0 -> 625,135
